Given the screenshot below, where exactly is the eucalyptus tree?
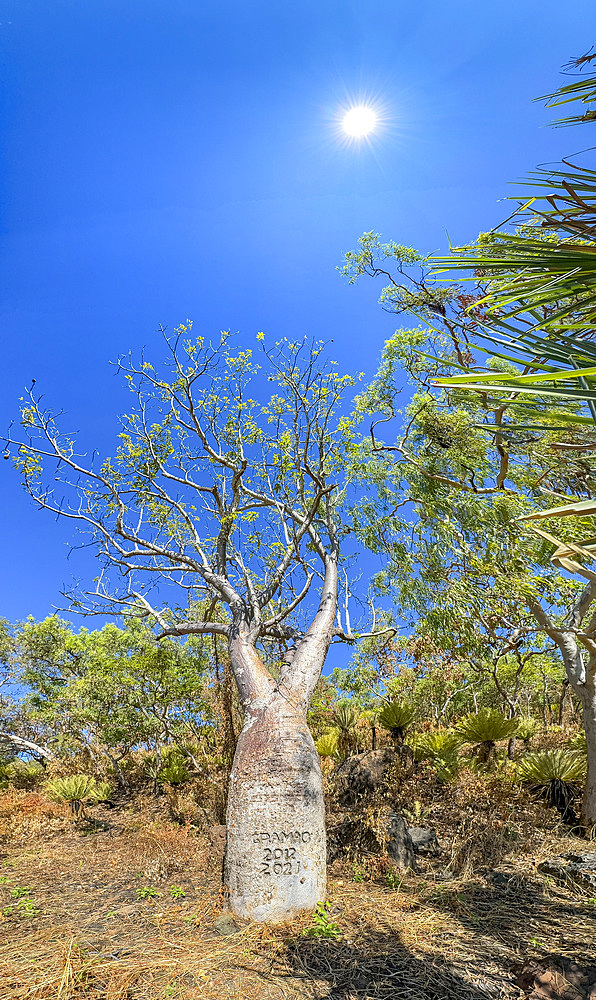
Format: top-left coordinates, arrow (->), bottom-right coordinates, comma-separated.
340,237 -> 596,821
5,329 -> 376,922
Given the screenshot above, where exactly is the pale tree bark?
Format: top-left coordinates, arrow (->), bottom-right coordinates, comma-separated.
528,582 -> 596,825
0,732 -> 54,761
224,555 -> 337,921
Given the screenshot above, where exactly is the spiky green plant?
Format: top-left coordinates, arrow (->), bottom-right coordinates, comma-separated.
5,760 -> 45,790
45,774 -> 112,820
410,730 -> 462,781
455,709 -> 519,765
515,749 -> 586,823
316,731 -> 339,759
515,718 -> 540,747
568,732 -> 587,754
158,754 -> 190,786
377,702 -> 415,746
331,703 -> 361,758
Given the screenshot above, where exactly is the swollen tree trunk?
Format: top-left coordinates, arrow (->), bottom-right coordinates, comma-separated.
225,692 -> 325,922
224,554 -> 337,922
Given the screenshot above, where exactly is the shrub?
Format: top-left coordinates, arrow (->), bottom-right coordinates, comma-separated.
377,702 -> 415,746
331,703 -> 361,757
456,709 -> 518,765
4,760 -> 45,791
515,749 -> 586,823
515,718 -> 540,747
316,731 -> 339,759
158,754 -> 190,786
411,730 -> 461,781
44,774 -> 111,819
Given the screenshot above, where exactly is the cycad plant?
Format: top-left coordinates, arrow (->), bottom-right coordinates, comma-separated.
515,718 -> 540,749
331,703 -> 361,758
315,731 -> 339,759
516,749 -> 586,823
411,730 -> 462,781
158,753 -> 190,786
455,709 -> 519,766
377,702 -> 415,747
45,774 -> 112,820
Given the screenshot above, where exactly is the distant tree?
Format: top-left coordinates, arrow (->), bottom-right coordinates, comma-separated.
14,615 -> 211,789
5,330 -> 383,922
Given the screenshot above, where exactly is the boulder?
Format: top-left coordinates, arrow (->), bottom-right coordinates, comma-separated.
407,827 -> 440,855
514,954 -> 596,1000
327,811 -> 416,870
333,749 -> 397,806
212,913 -> 241,936
538,852 -> 596,893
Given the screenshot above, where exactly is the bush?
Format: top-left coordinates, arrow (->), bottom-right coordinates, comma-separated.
515,749 -> 586,823
456,709 -> 518,765
44,774 -> 112,819
4,760 -> 45,791
377,702 -> 415,746
410,730 -> 461,781
316,731 -> 339,759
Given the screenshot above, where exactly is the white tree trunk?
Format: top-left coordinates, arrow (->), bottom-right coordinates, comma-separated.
580,673 -> 596,826
225,693 -> 326,922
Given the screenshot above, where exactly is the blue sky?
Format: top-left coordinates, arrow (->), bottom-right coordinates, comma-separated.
2,0 -> 596,625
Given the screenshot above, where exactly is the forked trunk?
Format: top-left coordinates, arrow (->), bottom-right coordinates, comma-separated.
225,693 -> 325,922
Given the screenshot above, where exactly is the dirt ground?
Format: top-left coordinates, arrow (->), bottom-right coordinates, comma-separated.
1,793 -> 595,1000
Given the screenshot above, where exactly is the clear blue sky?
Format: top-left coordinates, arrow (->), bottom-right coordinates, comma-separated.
1,0 -> 596,625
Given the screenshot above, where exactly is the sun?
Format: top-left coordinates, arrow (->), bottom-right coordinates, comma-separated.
341,105 -> 378,137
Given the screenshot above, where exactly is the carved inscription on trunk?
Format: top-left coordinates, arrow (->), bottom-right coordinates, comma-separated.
253,830 -> 312,877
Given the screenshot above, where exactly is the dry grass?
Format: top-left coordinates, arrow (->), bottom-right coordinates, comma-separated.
0,785 -> 595,1000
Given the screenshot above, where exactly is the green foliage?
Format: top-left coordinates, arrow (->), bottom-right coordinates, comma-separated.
170,884 -> 186,899
410,730 -> 461,781
377,702 -> 414,744
158,753 -> 190,786
515,718 -> 540,744
331,703 -> 360,733
315,731 -> 339,758
45,774 -> 111,814
4,760 -> 44,790
136,886 -> 159,900
456,710 -> 518,747
301,901 -> 341,939
515,749 -> 587,784
515,749 -> 586,822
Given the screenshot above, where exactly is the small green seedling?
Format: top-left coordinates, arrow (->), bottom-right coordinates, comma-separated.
301,901 -> 341,939
17,898 -> 40,917
0,876 -> 12,886
170,885 -> 186,900
136,886 -> 159,900
385,870 -> 403,891
2,906 -> 14,917
351,863 -> 367,883
10,886 -> 34,899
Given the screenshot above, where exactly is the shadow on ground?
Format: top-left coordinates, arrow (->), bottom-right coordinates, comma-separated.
275,925 -> 510,1000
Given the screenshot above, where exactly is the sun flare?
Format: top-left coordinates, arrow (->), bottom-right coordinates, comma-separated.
341,105 -> 378,137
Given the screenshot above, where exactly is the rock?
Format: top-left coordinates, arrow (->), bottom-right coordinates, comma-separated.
212,913 -> 241,936
386,813 -> 417,869
407,827 -> 440,855
486,870 -> 514,890
514,954 -> 596,999
328,811 -> 416,870
538,852 -> 596,892
334,750 -> 398,806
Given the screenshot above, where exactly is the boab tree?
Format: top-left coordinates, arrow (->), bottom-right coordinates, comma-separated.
6,329 -> 376,922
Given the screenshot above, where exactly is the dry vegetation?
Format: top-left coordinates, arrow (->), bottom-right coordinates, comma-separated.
0,767 -> 594,1000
